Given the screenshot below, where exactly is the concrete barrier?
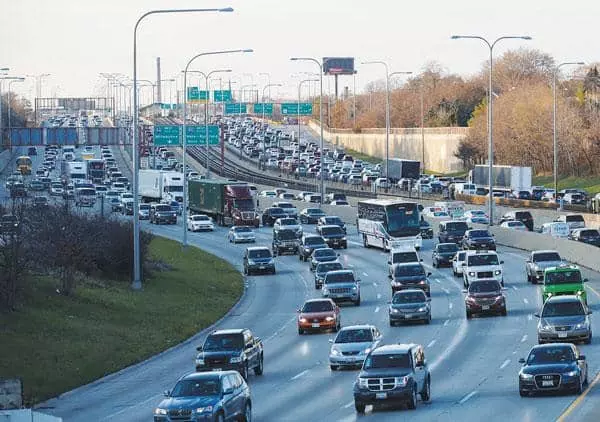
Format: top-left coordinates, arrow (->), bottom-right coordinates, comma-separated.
0,410 -> 62,422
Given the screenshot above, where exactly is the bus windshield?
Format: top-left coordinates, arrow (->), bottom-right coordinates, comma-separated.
385,203 -> 420,237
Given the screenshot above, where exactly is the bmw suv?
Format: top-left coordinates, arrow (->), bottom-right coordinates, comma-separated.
462,250 -> 504,288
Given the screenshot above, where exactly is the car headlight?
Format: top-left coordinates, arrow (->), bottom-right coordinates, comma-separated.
575,322 -> 588,329
494,270 -> 502,275
576,290 -> 585,296
418,279 -> 427,285
325,316 -> 335,322
322,288 -> 329,295
361,348 -> 371,355
299,317 -> 307,323
390,307 -> 399,314
268,259 -> 274,265
247,260 -> 256,265
195,406 -> 213,414
358,378 -> 368,388
154,408 -> 168,415
468,272 -> 476,277
520,373 -> 534,380
352,285 -> 358,290
195,358 -> 205,365
539,323 -> 553,331
565,370 -> 579,377
395,376 -> 409,387
330,348 -> 341,356
230,355 -> 243,363
417,306 -> 428,312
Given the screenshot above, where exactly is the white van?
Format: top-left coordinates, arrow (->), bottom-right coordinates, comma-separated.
541,222 -> 570,239
387,244 -> 422,278
455,183 -> 477,195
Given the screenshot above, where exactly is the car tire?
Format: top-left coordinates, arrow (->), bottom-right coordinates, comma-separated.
538,337 -> 545,345
407,385 -> 417,410
298,327 -> 304,335
254,355 -> 264,375
519,389 -> 528,397
466,310 -> 472,320
241,363 -> 249,380
243,402 -> 252,422
243,266 -> 248,276
425,313 -> 432,324
576,376 -> 583,394
354,402 -> 366,413
330,365 -> 338,371
584,332 -> 592,345
421,376 -> 431,402
271,268 -> 276,275
389,319 -> 395,327
334,320 -> 340,332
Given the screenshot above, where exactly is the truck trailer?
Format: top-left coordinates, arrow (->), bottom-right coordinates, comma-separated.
469,165 -> 532,192
139,170 -> 184,203
382,158 -> 421,182
188,179 -> 260,227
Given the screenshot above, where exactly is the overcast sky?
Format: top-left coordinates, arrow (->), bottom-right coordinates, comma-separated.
2,0 -> 598,102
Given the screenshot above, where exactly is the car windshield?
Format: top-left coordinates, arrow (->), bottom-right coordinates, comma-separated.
279,218 -> 297,225
533,252 -> 561,262
270,208 -> 286,215
467,254 -> 499,266
542,301 -> 585,317
469,280 -> 500,293
302,301 -> 333,312
139,205 -> 150,210
527,347 -> 575,365
325,217 -> 342,225
277,203 -> 293,209
392,291 -> 427,304
545,270 -> 582,285
234,227 -> 251,233
192,216 -> 210,221
394,264 -> 425,277
335,329 -> 373,344
315,249 -> 336,258
308,209 -> 323,215
203,334 -> 244,351
364,353 -> 410,369
581,230 -> 600,238
469,230 -> 491,238
446,222 -> 468,232
275,230 -> 296,240
434,212 -> 449,217
470,210 -> 485,216
437,244 -> 459,253
248,249 -> 271,259
515,212 -> 532,219
392,252 -> 418,264
325,272 -> 355,283
171,378 -> 221,397
305,237 -> 325,246
508,222 -> 524,227
317,262 -> 343,273
321,226 -> 343,236
155,205 -> 171,211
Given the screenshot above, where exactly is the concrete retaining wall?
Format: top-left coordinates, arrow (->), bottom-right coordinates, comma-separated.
307,121 -> 467,173
0,410 -> 62,422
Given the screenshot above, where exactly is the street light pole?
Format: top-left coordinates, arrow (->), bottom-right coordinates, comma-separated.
259,72 -> 271,102
297,78 -> 319,173
131,7 -> 234,290
291,57 -> 324,203
553,61 -> 584,197
261,83 -> 281,122
451,34 -> 532,225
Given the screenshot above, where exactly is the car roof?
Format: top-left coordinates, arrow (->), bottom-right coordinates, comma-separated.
371,343 -> 417,355
180,370 -> 236,381
304,298 -> 334,304
545,295 -> 584,304
339,324 -> 375,331
533,250 -> 559,255
210,328 -> 245,335
246,246 -> 270,251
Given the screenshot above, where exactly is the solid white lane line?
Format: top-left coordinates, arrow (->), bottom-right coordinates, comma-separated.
512,286 -> 518,291
363,272 -> 368,277
291,370 -> 308,381
523,298 -> 529,304
427,339 -> 437,348
376,293 -> 382,300
444,319 -> 450,326
521,334 -> 528,343
449,303 -> 453,309
374,307 -> 380,313
500,359 -> 511,369
458,391 -> 477,404
343,401 -> 354,409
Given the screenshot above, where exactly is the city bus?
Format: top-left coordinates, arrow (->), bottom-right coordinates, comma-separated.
357,199 -> 422,251
15,156 -> 33,175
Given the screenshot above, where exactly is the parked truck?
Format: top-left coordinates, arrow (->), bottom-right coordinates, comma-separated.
469,165 -> 532,192
139,170 -> 184,203
382,158 -> 421,182
188,179 -> 260,227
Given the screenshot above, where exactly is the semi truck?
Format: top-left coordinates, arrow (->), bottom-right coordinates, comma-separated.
139,170 -> 184,203
382,158 -> 421,182
188,179 -> 260,227
469,165 -> 532,192
86,159 -> 106,183
62,161 -> 87,183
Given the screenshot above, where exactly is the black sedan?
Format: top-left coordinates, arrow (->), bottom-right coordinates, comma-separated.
262,206 -> 287,226
461,229 -> 496,250
299,208 -> 326,224
518,343 -> 588,396
432,243 -> 459,268
569,228 -> 600,247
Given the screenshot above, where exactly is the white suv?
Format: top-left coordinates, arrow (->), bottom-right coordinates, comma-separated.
462,250 -> 504,288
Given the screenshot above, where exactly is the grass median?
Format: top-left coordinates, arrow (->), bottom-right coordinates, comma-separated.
0,236 -> 243,405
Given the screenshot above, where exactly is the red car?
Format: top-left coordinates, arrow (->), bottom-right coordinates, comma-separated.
297,298 -> 340,334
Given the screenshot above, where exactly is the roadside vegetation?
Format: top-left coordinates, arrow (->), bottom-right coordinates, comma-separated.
0,202 -> 243,405
533,175 -> 600,196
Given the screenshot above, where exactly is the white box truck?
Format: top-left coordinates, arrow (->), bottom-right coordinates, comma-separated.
139,170 -> 184,203
469,165 -> 532,192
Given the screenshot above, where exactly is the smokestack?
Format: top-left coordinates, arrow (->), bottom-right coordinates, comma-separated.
156,57 -> 162,104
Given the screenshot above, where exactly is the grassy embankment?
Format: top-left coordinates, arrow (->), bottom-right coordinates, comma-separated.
0,236 -> 243,405
533,175 -> 600,196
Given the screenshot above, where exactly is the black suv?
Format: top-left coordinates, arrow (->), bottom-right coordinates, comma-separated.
461,229 -> 496,250
354,344 -> 431,413
272,228 -> 299,256
317,224 -> 347,249
500,210 -> 534,231
432,243 -> 459,268
438,220 -> 469,244
195,328 -> 264,380
149,204 -> 177,224
390,263 -> 432,296
298,234 -> 327,261
262,206 -> 287,226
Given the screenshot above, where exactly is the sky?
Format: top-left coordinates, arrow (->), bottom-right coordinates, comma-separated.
1,0 -> 599,103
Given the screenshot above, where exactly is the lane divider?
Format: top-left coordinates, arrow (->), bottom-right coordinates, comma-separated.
557,371 -> 600,422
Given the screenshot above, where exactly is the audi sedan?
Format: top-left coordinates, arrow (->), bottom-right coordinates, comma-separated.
518,343 -> 588,396
329,325 -> 383,370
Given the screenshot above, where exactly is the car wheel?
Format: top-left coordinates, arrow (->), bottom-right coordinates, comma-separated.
334,320 -> 340,332
243,266 -> 248,275
354,402 -> 366,413
425,313 -> 432,324
298,327 -> 304,335
584,331 -> 592,345
254,355 -> 263,375
421,376 -> 431,402
355,297 -> 361,306
407,386 -> 417,409
576,376 -> 583,394
330,365 -> 338,371
538,337 -> 545,345
241,363 -> 249,380
466,310 -> 472,320
243,402 -> 252,422
389,319 -> 395,327
519,389 -> 529,397
271,268 -> 276,275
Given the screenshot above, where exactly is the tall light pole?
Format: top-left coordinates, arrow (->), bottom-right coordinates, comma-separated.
240,83 -> 255,120
291,57 -> 324,202
7,78 -> 25,145
259,72 -> 271,101
451,35 -> 531,225
131,7 -> 234,290
205,71 -> 233,176
553,61 -> 584,197
0,76 -> 23,148
243,73 -> 254,102
297,78 -> 319,172
261,83 -> 281,122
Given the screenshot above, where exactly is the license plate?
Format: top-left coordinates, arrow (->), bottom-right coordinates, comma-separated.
311,323 -> 320,328
259,266 -> 265,269
404,314 -> 413,319
482,305 -> 490,310
375,392 -> 387,399
212,368 -> 222,372
542,380 -> 553,387
558,332 -> 568,338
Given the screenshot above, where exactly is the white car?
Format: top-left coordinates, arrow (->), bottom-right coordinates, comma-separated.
463,210 -> 488,219
112,182 -> 126,193
228,226 -> 256,243
452,250 -> 467,277
273,201 -> 298,217
465,216 -> 490,225
500,220 -> 527,231
260,190 -> 277,197
374,177 -> 390,188
187,214 -> 214,232
330,200 -> 350,206
273,217 -> 303,237
462,250 -> 504,288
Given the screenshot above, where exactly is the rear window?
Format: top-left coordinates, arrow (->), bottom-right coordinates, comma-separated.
392,252 -> 418,264
533,252 -> 561,262
467,254 -> 499,266
305,236 -> 325,246
566,215 -> 584,223
515,211 -> 532,219
394,264 -> 425,276
248,249 -> 272,259
445,222 -> 468,232
321,226 -> 343,236
155,205 -> 171,211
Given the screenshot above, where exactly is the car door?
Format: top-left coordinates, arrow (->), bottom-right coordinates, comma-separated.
412,346 -> 426,391
243,331 -> 258,368
221,375 -> 236,420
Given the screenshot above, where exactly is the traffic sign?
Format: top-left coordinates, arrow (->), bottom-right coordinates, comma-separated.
187,87 -> 208,103
159,103 -> 178,110
153,125 -> 180,146
213,90 -> 232,102
225,103 -> 247,114
185,125 -> 220,145
253,103 -> 274,115
281,103 -> 313,115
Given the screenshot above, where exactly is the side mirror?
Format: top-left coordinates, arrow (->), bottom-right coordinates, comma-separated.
223,387 -> 234,395
588,310 -> 593,315
163,390 -> 171,397
245,343 -> 253,350
387,300 -> 392,304
196,345 -> 203,352
426,297 -> 431,302
461,263 -> 466,267
427,272 -> 432,277
462,289 -> 467,293
387,260 -> 391,265
518,358 -> 526,364
583,278 -> 589,283
534,313 -> 540,318
420,258 -> 424,262
579,355 -> 586,361
328,338 -> 334,343
525,259 -> 531,263
500,260 -> 505,264
356,278 -> 361,282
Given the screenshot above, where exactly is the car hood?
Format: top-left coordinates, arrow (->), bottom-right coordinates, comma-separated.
359,368 -> 411,378
158,395 -> 219,410
300,311 -> 335,319
391,302 -> 428,310
332,342 -> 373,353
392,275 -> 427,284
521,363 -> 577,375
541,315 -> 587,326
533,260 -> 563,269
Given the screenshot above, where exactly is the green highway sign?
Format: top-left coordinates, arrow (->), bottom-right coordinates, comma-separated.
153,125 -> 181,146
225,103 -> 247,114
187,87 -> 209,103
253,103 -> 274,115
213,90 -> 232,102
185,125 -> 220,145
160,103 -> 178,110
281,102 -> 313,115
